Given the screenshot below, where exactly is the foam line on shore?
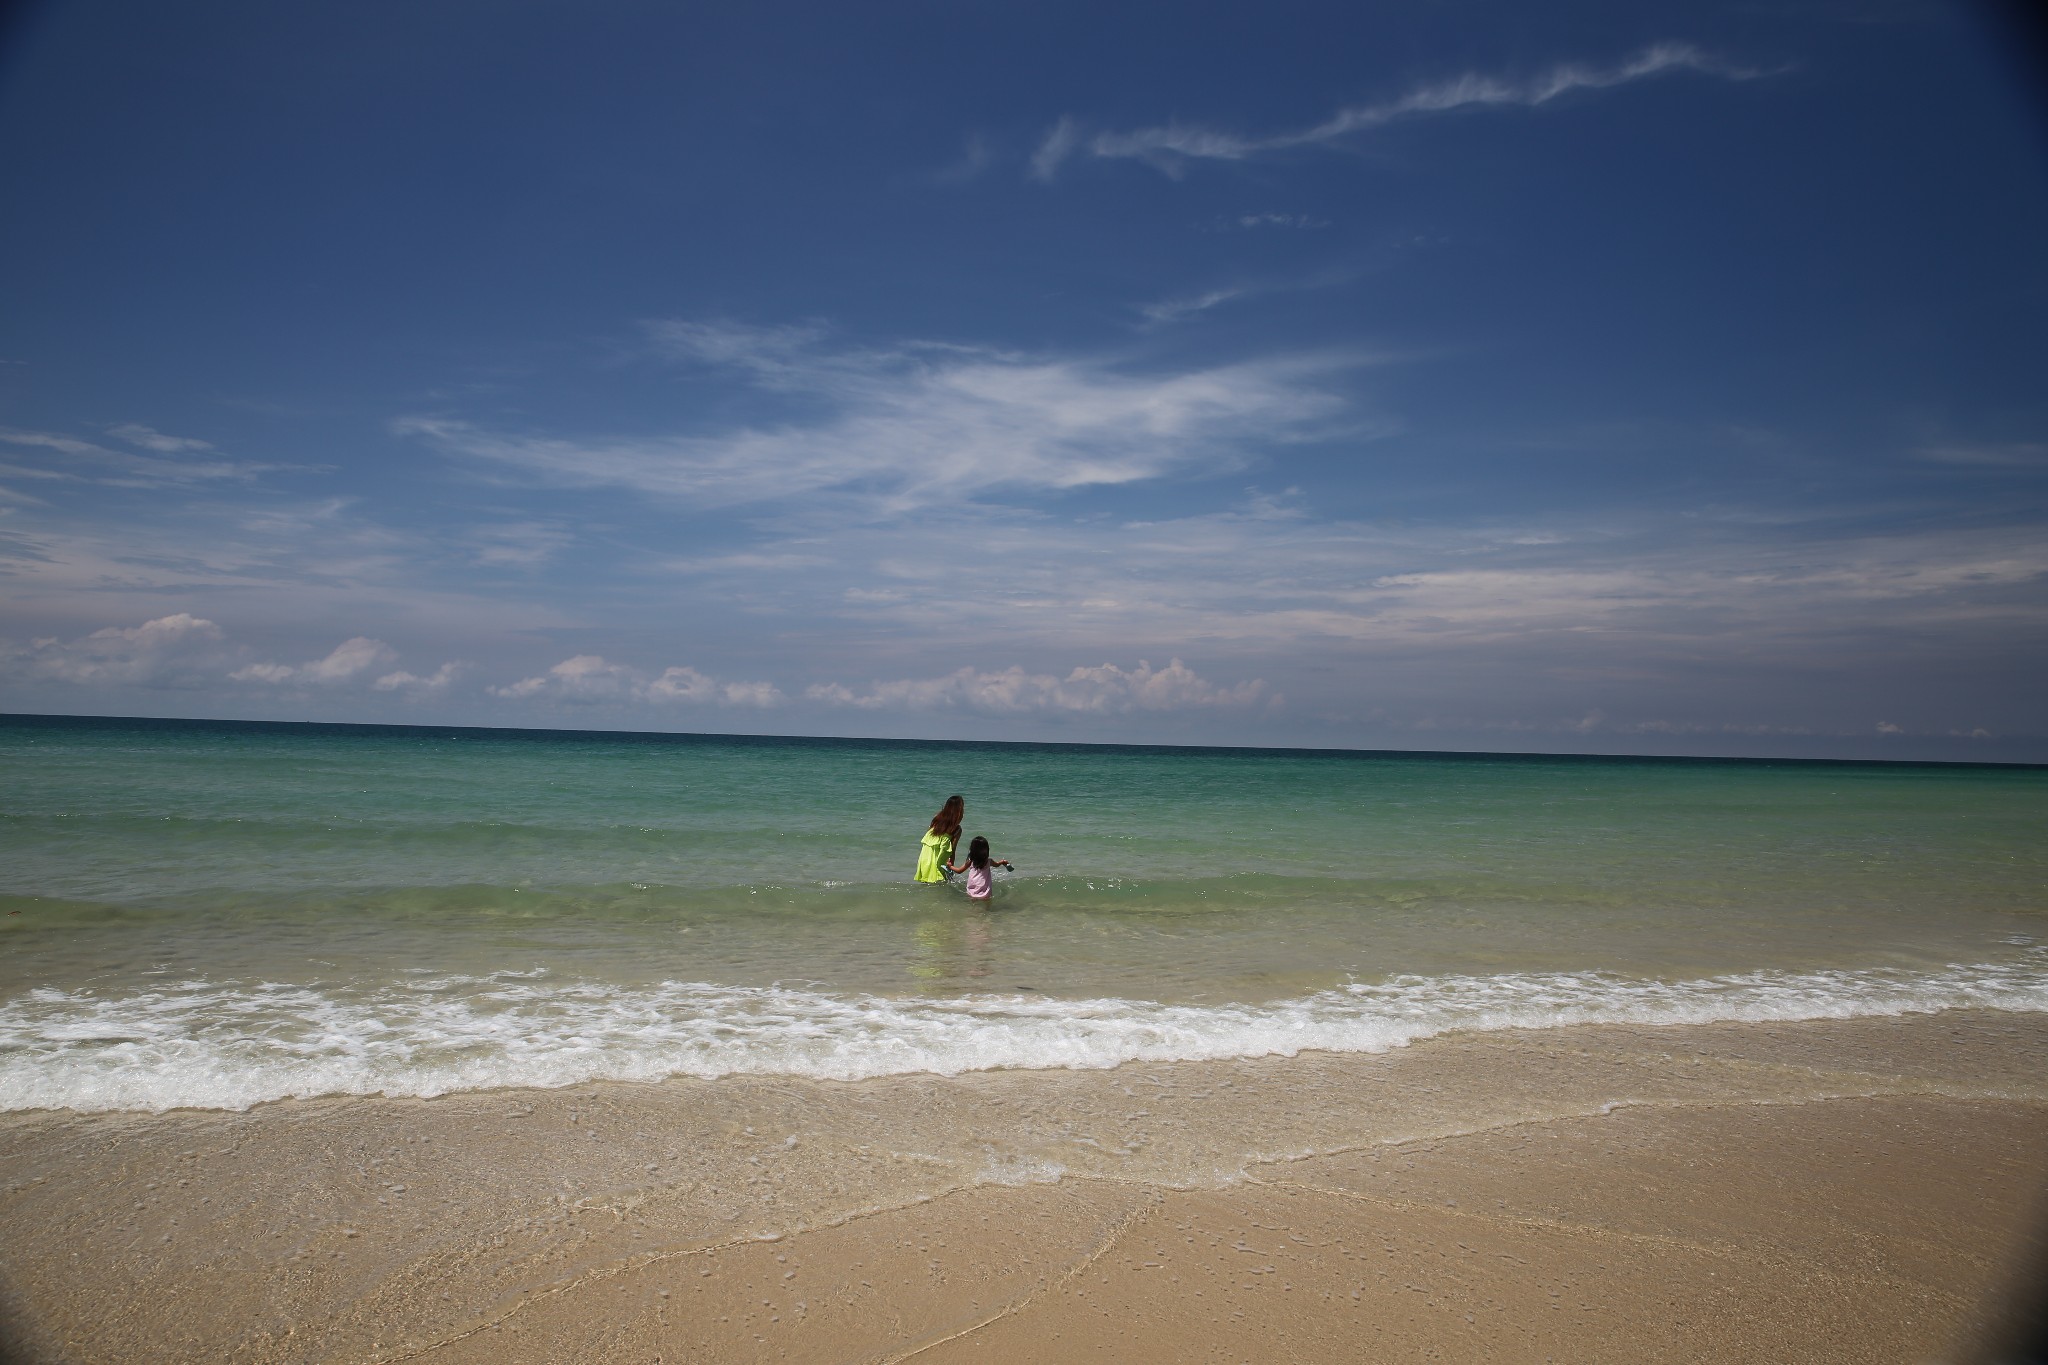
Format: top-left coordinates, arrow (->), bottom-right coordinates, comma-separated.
3,960 -> 2046,1113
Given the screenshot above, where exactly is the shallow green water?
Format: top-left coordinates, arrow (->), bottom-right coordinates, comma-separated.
2,715 -> 2044,1111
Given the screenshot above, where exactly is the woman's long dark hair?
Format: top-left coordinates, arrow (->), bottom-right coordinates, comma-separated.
967,835 -> 990,869
929,795 -> 964,838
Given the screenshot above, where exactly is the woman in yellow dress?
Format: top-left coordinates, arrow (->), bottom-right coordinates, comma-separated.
915,795 -> 965,883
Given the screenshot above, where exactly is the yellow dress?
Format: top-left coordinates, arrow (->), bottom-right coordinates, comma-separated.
915,829 -> 954,883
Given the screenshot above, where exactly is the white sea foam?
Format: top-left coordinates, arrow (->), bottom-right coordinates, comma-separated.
2,962 -> 2045,1113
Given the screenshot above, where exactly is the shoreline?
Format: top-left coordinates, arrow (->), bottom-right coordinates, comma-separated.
4,1011 -> 2046,1362
11,963 -> 2048,1117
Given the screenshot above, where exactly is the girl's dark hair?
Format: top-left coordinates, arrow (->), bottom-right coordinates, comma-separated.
968,835 -> 990,868
929,794 -> 964,837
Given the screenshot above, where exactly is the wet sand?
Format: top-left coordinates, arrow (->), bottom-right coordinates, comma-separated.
4,1012 -> 2046,1363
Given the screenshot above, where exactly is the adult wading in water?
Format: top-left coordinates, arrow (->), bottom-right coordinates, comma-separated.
916,795 -> 964,883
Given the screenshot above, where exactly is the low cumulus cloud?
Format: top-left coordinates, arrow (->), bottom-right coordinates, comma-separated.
396,320 -> 1363,512
232,637 -> 399,685
1614,718 -> 1816,737
806,659 -> 1269,714
1036,43 -> 1766,179
1402,712 -> 1840,739
492,654 -> 783,707
374,662 -> 464,693
4,615 -> 467,696
4,613 -> 228,687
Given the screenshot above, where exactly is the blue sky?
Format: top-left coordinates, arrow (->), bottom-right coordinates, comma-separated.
2,0 -> 2045,758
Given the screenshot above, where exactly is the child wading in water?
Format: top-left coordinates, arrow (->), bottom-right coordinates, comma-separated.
947,835 -> 1013,901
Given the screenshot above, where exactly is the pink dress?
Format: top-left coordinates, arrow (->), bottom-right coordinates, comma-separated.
963,862 -> 993,899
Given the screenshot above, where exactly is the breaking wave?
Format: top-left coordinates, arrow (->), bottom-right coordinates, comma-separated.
4,960 -> 2046,1113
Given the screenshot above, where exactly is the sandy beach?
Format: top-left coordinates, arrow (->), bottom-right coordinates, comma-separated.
5,1010 -> 2045,1363
7,0 -> 2048,1355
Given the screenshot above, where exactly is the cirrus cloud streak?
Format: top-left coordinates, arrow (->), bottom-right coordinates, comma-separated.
1038,43 -> 1770,179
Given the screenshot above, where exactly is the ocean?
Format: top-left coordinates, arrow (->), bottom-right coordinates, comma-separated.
3,713 -> 2045,1115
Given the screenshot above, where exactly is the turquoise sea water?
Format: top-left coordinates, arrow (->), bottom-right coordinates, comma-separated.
3,714 -> 2045,1112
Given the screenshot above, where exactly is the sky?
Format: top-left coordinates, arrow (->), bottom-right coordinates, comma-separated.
1,0 -> 2045,759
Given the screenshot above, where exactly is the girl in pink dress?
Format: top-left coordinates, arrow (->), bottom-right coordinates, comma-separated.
946,835 -> 1013,901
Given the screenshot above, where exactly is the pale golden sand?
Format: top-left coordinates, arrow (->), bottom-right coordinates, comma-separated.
4,1013 -> 2045,1363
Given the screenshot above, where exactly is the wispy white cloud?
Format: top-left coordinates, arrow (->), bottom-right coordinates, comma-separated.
231,636 -> 397,685
0,429 -> 109,459
933,132 -> 994,184
737,492 -> 2048,678
1136,266 -> 1364,329
466,520 -> 575,568
1050,44 -> 1767,178
1136,287 -> 1245,326
663,550 -> 832,574
805,658 -> 1269,714
1229,213 -> 1330,230
108,423 -> 214,454
1918,441 -> 2048,468
492,654 -> 783,707
0,498 -> 582,651
0,425 -> 279,486
0,461 -> 73,482
1029,116 -> 1083,182
649,318 -> 832,375
236,497 -> 358,538
397,321 -> 1365,512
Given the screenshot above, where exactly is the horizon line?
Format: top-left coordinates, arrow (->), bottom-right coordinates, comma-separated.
4,710 -> 2040,772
